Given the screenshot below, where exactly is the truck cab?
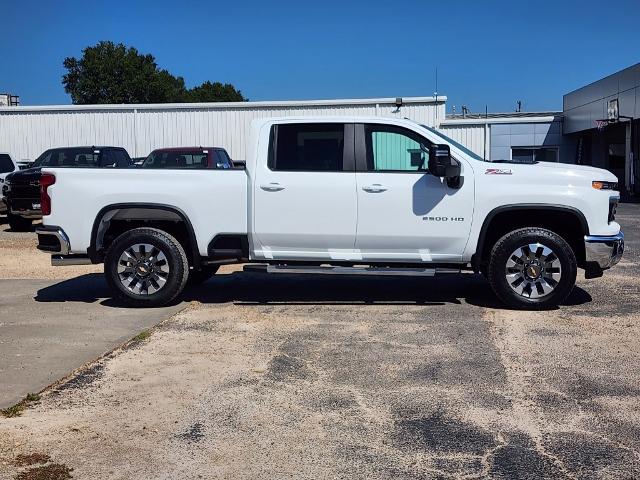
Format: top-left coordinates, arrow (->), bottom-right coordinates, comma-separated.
36,117 -> 624,309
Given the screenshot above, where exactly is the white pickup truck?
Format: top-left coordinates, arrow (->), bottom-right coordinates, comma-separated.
36,117 -> 624,309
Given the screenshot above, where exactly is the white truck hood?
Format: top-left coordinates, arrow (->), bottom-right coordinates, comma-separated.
488,161 -> 619,183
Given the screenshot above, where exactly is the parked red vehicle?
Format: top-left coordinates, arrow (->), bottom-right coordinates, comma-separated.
140,147 -> 234,169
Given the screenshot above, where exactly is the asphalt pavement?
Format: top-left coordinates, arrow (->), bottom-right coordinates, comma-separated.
0,274 -> 182,408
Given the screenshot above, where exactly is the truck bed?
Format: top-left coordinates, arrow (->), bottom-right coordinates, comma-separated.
43,168 -> 249,256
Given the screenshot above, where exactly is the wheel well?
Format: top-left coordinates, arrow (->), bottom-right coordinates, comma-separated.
475,207 -> 588,270
90,206 -> 199,266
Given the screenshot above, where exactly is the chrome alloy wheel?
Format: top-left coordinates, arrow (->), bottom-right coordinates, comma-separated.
505,243 -> 562,299
117,243 -> 170,295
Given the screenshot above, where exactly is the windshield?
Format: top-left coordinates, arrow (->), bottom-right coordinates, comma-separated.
33,148 -> 100,167
420,125 -> 485,161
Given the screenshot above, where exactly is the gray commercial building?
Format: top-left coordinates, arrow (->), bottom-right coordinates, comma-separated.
563,63 -> 640,196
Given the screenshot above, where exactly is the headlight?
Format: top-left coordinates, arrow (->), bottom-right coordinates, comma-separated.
592,181 -> 618,190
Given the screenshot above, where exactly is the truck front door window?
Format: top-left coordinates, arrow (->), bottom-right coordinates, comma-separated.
365,125 -> 430,172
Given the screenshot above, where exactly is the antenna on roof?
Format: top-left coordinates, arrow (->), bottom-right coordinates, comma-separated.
434,67 -> 438,97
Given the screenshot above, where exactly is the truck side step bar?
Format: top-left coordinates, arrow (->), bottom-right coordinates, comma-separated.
243,264 -> 460,277
51,255 -> 93,266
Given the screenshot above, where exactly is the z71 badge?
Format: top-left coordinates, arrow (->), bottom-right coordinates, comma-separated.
485,168 -> 512,175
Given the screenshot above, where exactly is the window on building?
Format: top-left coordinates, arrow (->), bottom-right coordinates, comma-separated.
365,124 -> 431,172
269,123 -> 345,171
511,147 -> 559,163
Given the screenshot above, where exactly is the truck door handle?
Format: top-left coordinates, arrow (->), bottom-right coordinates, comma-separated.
362,184 -> 387,193
260,183 -> 285,192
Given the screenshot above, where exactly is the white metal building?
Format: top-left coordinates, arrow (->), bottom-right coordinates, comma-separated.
0,97 -> 446,162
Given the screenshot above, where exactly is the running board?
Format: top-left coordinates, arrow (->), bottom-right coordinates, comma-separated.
51,255 -> 93,266
243,264 -> 460,277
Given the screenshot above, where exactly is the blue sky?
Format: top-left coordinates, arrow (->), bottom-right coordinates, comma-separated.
1,0 -> 638,112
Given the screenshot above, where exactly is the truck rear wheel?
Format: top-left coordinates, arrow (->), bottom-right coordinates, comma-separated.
487,227 -> 577,310
105,228 -> 189,307
8,213 -> 32,232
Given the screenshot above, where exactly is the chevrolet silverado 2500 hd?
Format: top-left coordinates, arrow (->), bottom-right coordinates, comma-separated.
35,117 -> 624,309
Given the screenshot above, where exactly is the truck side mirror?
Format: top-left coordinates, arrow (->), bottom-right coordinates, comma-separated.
428,144 -> 463,188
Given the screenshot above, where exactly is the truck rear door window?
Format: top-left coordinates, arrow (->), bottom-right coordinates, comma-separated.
269,124 -> 345,171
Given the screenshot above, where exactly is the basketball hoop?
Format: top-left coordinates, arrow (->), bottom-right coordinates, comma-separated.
595,120 -> 609,132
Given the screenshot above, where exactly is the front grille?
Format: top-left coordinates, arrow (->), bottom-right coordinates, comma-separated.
608,198 -> 618,223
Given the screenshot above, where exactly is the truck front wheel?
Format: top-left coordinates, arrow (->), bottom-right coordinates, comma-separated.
105,228 -> 189,307
487,227 -> 577,310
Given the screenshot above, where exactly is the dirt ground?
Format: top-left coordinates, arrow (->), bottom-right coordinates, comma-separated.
0,221 -> 102,280
0,206 -> 639,479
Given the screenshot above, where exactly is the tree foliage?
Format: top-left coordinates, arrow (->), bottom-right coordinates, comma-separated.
63,41 -> 246,104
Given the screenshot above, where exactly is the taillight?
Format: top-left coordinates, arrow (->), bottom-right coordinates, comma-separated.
40,173 -> 56,216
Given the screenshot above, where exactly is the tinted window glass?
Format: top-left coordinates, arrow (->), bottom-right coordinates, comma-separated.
270,124 -> 344,171
112,150 -> 130,167
511,147 -> 558,163
213,150 -> 231,169
511,149 -> 535,163
218,150 -> 232,166
42,149 -> 99,167
99,151 -> 116,167
0,154 -> 14,173
536,147 -> 558,162
141,150 -> 211,169
32,150 -> 53,167
365,125 -> 431,172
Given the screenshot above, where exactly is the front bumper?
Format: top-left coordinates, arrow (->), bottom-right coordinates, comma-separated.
584,232 -> 624,269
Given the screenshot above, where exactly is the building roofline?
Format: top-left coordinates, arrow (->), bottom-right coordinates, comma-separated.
563,62 -> 640,98
0,96 -> 447,113
441,113 -> 560,126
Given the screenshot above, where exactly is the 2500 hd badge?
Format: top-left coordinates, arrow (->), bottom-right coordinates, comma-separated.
422,216 -> 465,221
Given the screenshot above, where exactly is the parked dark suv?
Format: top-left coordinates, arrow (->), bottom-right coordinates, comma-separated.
3,146 -> 132,231
140,147 -> 234,169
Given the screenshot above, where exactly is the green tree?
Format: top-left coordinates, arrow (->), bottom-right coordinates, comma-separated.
186,81 -> 246,102
63,41 -> 245,104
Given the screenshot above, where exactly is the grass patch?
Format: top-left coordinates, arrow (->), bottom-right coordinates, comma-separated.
25,393 -> 41,403
131,329 -> 152,343
1,393 -> 41,418
14,463 -> 73,480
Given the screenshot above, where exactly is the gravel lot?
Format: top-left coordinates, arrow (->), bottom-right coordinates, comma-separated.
0,205 -> 639,479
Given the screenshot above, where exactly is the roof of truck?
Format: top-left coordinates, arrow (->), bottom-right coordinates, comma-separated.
150,147 -> 226,151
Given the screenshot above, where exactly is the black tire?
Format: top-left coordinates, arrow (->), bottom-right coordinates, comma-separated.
487,227 -> 577,310
8,213 -> 32,232
187,265 -> 219,286
104,228 -> 189,307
